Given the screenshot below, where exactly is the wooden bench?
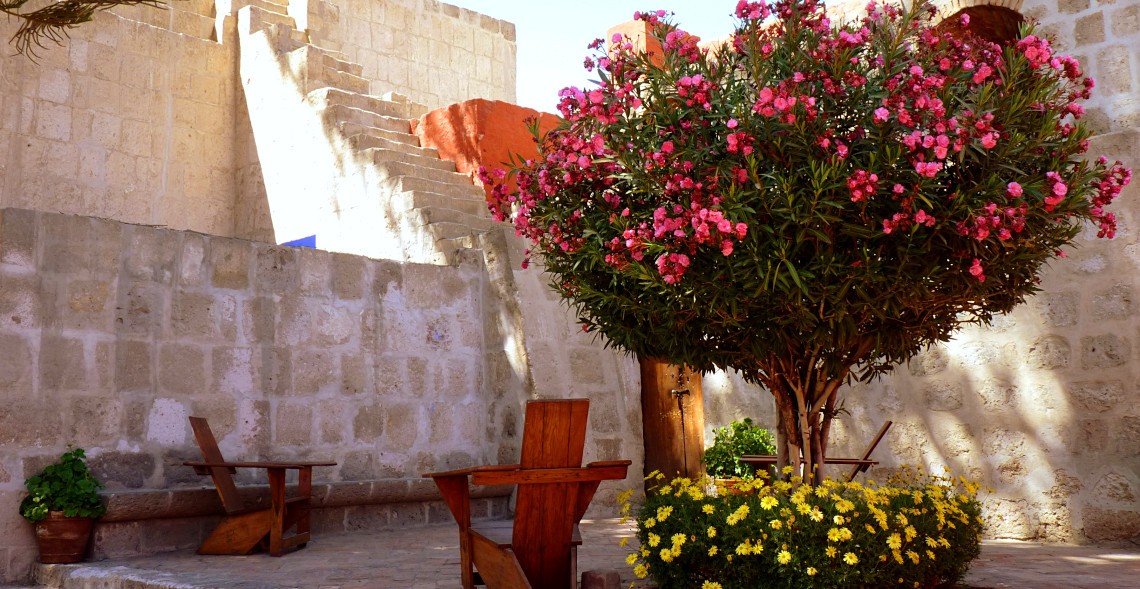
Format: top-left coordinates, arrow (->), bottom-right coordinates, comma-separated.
741,421 -> 893,481
183,416 -> 336,556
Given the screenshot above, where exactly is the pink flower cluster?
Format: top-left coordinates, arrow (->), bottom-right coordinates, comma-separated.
847,169 -> 878,202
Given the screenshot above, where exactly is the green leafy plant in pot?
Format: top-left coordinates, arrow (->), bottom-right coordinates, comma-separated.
703,418 -> 776,479
20,448 -> 106,564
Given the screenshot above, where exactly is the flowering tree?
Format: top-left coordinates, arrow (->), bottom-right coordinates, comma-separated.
482,0 -> 1130,478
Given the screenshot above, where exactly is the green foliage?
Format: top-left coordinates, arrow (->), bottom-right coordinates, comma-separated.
623,468 -> 984,589
1,0 -> 167,59
703,418 -> 776,478
19,448 -> 106,523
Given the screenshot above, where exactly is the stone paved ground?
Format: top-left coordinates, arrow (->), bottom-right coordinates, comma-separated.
17,519 -> 1140,589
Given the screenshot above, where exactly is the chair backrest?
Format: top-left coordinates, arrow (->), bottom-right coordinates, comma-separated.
511,399 -> 590,586
846,420 -> 893,482
188,416 -> 246,514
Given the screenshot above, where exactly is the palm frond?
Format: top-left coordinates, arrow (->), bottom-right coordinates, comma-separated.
2,0 -> 167,59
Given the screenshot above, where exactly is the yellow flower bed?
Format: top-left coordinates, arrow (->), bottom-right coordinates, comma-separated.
620,467 -> 984,589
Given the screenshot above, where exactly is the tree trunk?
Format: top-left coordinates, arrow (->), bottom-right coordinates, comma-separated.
769,368 -> 839,482
639,356 -> 705,490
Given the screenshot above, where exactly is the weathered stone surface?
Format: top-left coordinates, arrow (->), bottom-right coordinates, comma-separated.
1082,507 -> 1140,541
1026,335 -> 1071,369
1080,334 -> 1130,369
907,346 -> 947,376
253,245 -> 298,294
385,403 -> 419,451
89,451 -> 156,490
0,274 -> 42,330
208,237 -> 250,289
582,570 -> 622,589
69,395 -> 123,441
1074,11 -> 1105,45
1069,381 -> 1125,412
1092,472 -> 1136,504
0,332 -> 33,393
923,381 -> 963,411
1048,469 -> 1084,499
158,343 -> 205,395
38,333 -> 86,391
1091,284 -> 1134,320
354,404 -> 385,442
116,282 -> 164,336
275,403 -> 313,445
1058,0 -> 1089,13
0,208 -> 38,269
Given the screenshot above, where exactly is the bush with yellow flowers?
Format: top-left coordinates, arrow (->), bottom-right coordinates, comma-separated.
620,467 -> 983,589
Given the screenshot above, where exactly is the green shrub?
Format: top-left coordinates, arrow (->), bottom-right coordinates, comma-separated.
621,468 -> 983,589
703,418 -> 776,478
19,448 -> 106,523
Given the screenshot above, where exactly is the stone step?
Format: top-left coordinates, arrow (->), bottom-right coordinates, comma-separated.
237,0 -> 291,15
307,88 -> 409,119
284,46 -> 369,94
411,207 -> 496,232
239,4 -> 296,35
374,160 -> 478,191
367,146 -> 456,173
381,92 -> 430,120
428,221 -> 480,241
394,190 -> 491,218
339,122 -> 420,147
382,175 -> 486,206
325,104 -> 410,135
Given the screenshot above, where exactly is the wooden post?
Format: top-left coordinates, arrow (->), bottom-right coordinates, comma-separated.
638,356 -> 705,490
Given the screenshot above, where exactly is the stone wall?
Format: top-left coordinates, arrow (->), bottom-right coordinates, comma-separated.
307,0 -> 517,108
0,208 -> 645,582
0,0 -> 515,242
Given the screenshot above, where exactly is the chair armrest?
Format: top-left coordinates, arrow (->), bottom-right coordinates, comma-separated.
422,464 -> 520,478
183,460 -> 336,469
472,464 -> 629,486
586,460 -> 633,469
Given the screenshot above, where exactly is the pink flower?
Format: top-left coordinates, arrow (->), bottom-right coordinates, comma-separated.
721,240 -> 734,256
980,133 -> 997,149
969,258 -> 985,282
873,107 -> 890,123
727,118 -> 739,129
661,141 -> 675,154
1006,182 -> 1023,197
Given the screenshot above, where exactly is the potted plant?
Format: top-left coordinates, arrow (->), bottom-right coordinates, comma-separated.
703,418 -> 776,480
20,448 -> 106,564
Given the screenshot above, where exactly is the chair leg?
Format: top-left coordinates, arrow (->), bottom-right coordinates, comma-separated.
268,468 -> 286,556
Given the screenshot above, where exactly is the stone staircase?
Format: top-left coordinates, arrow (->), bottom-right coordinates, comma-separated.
235,0 -> 496,265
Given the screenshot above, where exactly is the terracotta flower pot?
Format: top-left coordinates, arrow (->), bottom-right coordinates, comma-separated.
33,511 -> 94,564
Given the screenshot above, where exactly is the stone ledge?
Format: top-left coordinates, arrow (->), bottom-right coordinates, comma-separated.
100,479 -> 513,522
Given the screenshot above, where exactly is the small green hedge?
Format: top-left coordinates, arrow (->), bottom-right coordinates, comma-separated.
621,467 -> 983,589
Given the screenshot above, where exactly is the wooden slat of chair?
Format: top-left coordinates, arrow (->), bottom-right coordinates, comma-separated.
189,417 -> 246,514
846,420 -> 893,482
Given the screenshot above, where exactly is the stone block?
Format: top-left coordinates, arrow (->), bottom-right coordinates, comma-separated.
40,213 -> 121,276
331,252 -> 367,299
1097,45 -> 1133,96
276,294 -> 313,346
923,381 -> 964,411
114,339 -> 152,391
139,517 -> 205,553
211,346 -> 259,394
1,401 -> 62,446
389,502 -> 426,528
354,404 -> 384,442
254,245 -> 299,294
115,282 -> 164,336
68,394 -> 123,442
39,333 -> 87,391
1091,284 -> 1133,320
1092,472 -> 1136,504
1068,380 -> 1125,412
389,402 -> 427,449
292,349 -> 337,394
89,451 -> 156,490
1080,334 -> 1130,369
1074,11 -> 1105,45
976,379 -> 1016,411
1082,506 -> 1140,541
324,481 -> 374,507
0,208 -> 38,270
275,403 -> 313,445
169,290 -> 218,340
1058,0 -> 1090,13
158,343 -> 205,395
0,332 -> 33,394
1074,418 -> 1109,453
178,232 -> 207,287
337,451 -> 375,481
312,304 -> 356,347
208,237 -> 250,289
372,259 -> 404,295
344,504 -> 391,531
1116,416 -> 1140,455
0,274 -> 42,330
1111,4 -> 1140,37
1029,291 -> 1078,327
582,570 -> 621,589
1025,335 -> 1070,369
316,399 -> 346,445
265,347 -> 293,395
146,397 -> 188,446
91,521 -> 142,560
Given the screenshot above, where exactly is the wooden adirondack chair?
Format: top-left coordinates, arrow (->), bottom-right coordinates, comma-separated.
741,421 -> 893,481
184,416 -> 336,556
424,399 -> 631,589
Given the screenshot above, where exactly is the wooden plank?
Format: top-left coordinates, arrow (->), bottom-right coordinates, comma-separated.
197,509 -> 272,555
267,468 -> 286,556
471,465 -> 629,486
183,460 -> 337,469
423,464 -> 520,479
514,481 -> 575,589
188,417 -> 246,514
470,531 -> 531,589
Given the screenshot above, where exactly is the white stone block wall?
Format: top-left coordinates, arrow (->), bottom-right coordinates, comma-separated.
306,0 -> 516,109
